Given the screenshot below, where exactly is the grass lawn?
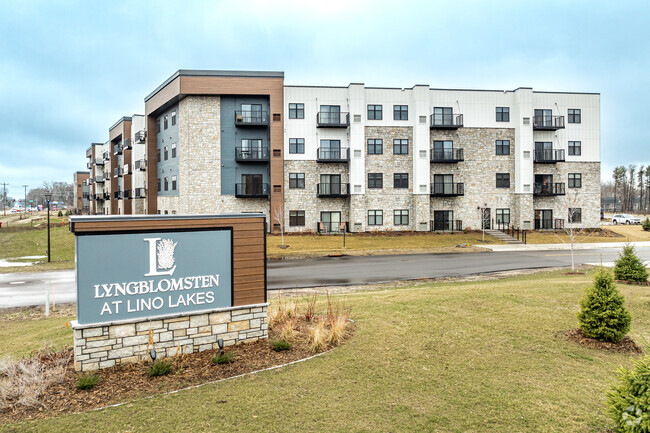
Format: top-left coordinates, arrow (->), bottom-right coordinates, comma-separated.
2,269 -> 647,432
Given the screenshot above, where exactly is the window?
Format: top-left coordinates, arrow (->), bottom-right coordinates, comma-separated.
496,107 -> 510,122
289,210 -> 305,226
433,107 -> 453,126
432,140 -> 453,160
394,209 -> 409,225
367,139 -> 383,154
156,119 -> 161,133
164,177 -> 168,191
496,209 -> 510,225
568,109 -> 581,124
171,142 -> 177,158
289,138 -> 304,154
569,141 -> 581,156
568,173 -> 582,188
289,103 -> 304,119
496,140 -> 510,155
393,105 -> 408,120
171,111 -> 176,126
320,105 -> 341,124
393,139 -> 408,155
164,115 -> 168,130
368,210 -> 383,226
157,149 -> 161,162
164,146 -> 168,161
368,105 -> 382,120
368,173 -> 383,189
496,173 -> 510,188
172,175 -> 177,191
157,178 -> 161,192
394,173 -> 408,189
433,210 -> 454,231
320,140 -> 342,159
289,173 -> 305,189
569,208 -> 582,223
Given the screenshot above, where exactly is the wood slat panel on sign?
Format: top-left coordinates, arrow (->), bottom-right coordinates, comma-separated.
233,265 -> 265,277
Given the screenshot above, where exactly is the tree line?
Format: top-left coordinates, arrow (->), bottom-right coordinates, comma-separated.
601,165 -> 650,212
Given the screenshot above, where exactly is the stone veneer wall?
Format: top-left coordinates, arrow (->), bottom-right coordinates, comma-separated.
73,305 -> 268,372
430,128 -> 516,229
132,198 -> 146,215
533,161 -> 601,228
156,96 -> 270,221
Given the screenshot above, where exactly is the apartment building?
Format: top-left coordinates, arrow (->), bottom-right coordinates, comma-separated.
73,171 -> 90,214
82,70 -> 600,233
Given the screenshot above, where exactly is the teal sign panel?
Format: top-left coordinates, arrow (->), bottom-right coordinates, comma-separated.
75,229 -> 232,325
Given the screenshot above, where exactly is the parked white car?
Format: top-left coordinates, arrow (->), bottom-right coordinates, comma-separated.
612,214 -> 642,225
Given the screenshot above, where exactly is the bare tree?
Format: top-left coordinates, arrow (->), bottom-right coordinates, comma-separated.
613,166 -> 626,212
638,166 -> 645,212
628,165 -> 636,210
273,206 -> 285,247
554,191 -> 593,272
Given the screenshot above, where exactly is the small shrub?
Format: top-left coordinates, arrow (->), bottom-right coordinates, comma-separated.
147,359 -> 173,377
308,319 -> 329,352
272,339 -> 292,351
212,352 -> 234,364
614,244 -> 649,283
76,372 -> 100,390
606,349 -> 650,432
577,267 -> 631,342
643,218 -> 650,231
57,210 -> 63,217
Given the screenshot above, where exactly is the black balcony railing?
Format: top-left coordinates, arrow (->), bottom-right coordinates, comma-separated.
135,159 -> 146,171
94,193 -> 102,201
123,190 -> 131,200
534,182 -> 565,196
103,192 -> 110,200
533,115 -> 565,130
430,219 -> 463,231
317,147 -> 350,162
317,183 -> 350,197
135,130 -> 146,143
135,187 -> 146,198
94,158 -> 104,166
554,218 -> 564,230
431,148 -> 464,163
235,183 -> 269,198
113,143 -> 123,155
94,176 -> 104,183
317,221 -> 349,233
234,110 -> 269,126
86,162 -> 92,169
317,112 -> 350,128
534,218 -> 554,230
103,172 -> 110,181
114,191 -> 123,200
235,146 -> 270,162
430,182 -> 464,197
114,168 -> 123,177
103,152 -> 110,161
123,138 -> 131,150
534,149 -> 565,163
430,113 -> 463,129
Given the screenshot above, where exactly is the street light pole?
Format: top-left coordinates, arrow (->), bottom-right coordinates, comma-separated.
45,193 -> 52,263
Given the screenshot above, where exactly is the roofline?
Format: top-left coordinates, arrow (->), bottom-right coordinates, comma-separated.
144,69 -> 285,102
109,116 -> 132,132
284,84 -> 599,95
75,171 -> 90,174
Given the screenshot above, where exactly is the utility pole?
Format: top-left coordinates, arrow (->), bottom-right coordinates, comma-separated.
23,185 -> 28,214
1,183 -> 7,216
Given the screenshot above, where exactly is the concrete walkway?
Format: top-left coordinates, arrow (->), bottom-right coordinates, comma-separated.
478,241 -> 650,252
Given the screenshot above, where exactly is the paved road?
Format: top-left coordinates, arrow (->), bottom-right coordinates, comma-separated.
2,246 -> 650,308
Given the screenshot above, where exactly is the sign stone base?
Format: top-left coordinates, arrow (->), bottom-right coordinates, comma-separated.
72,304 -> 268,372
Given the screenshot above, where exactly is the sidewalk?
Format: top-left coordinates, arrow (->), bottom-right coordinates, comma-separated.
477,241 -> 650,252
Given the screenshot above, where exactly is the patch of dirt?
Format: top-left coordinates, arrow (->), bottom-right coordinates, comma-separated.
0,317 -> 354,423
564,328 -> 643,354
563,272 -> 585,275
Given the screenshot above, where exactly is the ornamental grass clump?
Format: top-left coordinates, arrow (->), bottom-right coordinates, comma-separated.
148,359 -> 173,377
308,319 -> 329,353
212,352 -> 234,365
614,244 -> 649,283
606,348 -> 650,432
76,372 -> 100,390
577,268 -> 631,343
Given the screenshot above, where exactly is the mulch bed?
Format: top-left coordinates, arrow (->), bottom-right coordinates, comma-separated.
564,328 -> 644,354
1,319 -> 354,423
615,280 -> 650,286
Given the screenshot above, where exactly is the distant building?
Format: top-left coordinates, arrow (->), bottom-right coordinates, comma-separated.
73,171 -> 90,214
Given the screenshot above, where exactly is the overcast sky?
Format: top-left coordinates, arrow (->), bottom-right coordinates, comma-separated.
1,0 -> 648,199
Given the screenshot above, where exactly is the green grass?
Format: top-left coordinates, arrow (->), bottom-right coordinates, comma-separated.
0,313 -> 74,358
3,270 -> 649,432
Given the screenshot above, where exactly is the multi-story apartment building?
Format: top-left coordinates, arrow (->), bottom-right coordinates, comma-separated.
73,171 -> 90,214
82,70 -> 600,233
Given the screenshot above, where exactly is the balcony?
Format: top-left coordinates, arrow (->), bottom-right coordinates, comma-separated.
534,149 -> 565,163
123,138 -> 131,150
534,218 -> 565,230
534,182 -> 566,196
234,110 -> 269,127
123,165 -> 131,175
123,190 -> 131,200
317,183 -> 350,198
86,147 -> 92,158
114,168 -> 123,178
114,190 -> 123,200
316,112 -> 350,128
103,172 -> 110,181
235,146 -> 270,163
533,115 -> 565,130
103,192 -> 110,200
431,148 -> 464,163
94,157 -> 104,166
317,148 -> 350,163
113,143 -> 123,155
135,130 -> 146,143
317,221 -> 349,233
430,219 -> 463,232
94,176 -> 104,183
135,159 -> 147,171
86,162 -> 92,169
430,113 -> 463,129
235,183 -> 269,198
135,187 -> 146,198
430,182 -> 464,197
103,152 -> 110,161
94,193 -> 102,201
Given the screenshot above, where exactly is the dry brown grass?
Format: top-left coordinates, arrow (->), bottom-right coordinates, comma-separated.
308,319 -> 329,352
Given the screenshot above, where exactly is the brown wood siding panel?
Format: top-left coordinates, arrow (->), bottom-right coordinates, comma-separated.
233,265 -> 265,277
146,116 -> 158,214
71,218 -> 265,233
145,76 -> 181,116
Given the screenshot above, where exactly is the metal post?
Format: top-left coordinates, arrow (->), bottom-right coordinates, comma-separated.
47,200 -> 51,262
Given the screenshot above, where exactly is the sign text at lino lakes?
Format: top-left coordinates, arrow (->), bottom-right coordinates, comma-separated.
75,229 -> 233,325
